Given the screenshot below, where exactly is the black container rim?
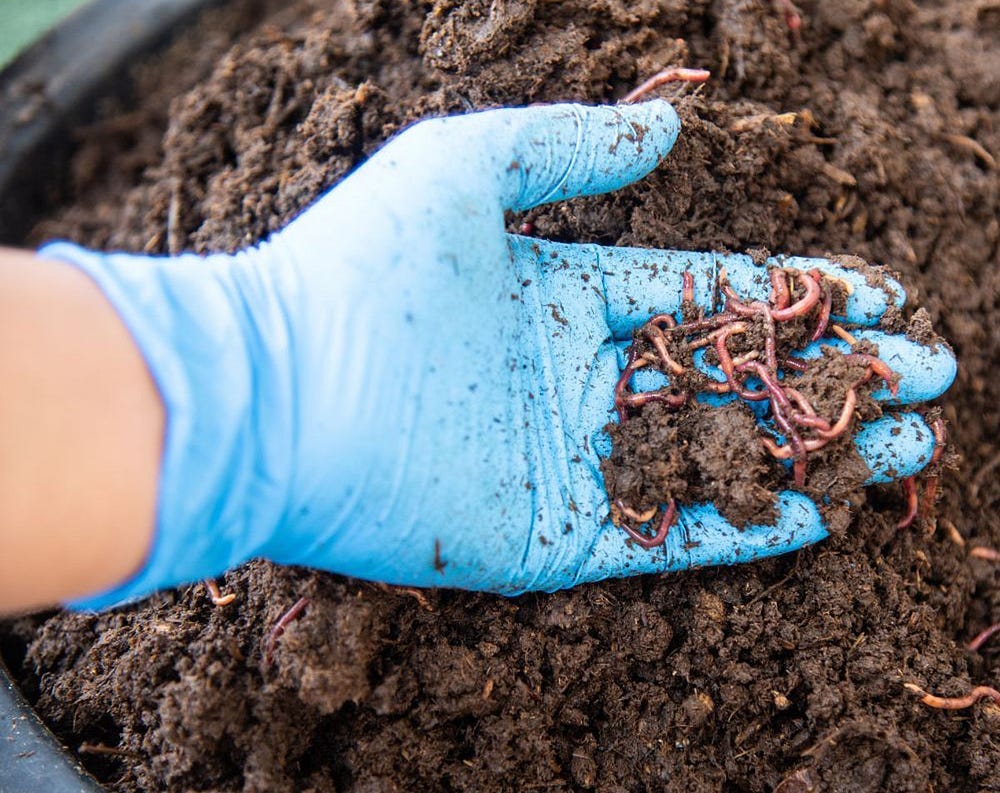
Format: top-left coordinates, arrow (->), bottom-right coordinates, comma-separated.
0,0 -> 222,244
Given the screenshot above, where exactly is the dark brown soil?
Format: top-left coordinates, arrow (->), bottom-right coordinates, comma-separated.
3,1 -> 1000,791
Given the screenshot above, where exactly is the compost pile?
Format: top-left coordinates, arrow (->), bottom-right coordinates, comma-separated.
3,0 -> 999,791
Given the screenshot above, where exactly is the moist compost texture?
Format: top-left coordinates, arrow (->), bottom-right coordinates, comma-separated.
3,1 -> 999,791
601,270 -> 894,536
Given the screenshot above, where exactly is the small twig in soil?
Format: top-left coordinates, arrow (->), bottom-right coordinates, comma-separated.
968,623 -> 1000,653
166,178 -> 183,255
822,163 -> 857,187
204,578 -> 236,607
374,582 -> 435,611
745,560 -> 801,607
730,112 -> 798,133
904,682 -> 1000,710
78,742 -> 136,758
263,596 -> 310,667
621,67 -> 710,104
941,133 -> 997,170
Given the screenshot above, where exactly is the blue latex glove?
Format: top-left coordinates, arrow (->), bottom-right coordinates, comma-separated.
40,100 -> 956,609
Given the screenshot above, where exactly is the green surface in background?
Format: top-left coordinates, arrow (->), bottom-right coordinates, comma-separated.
0,0 -> 93,67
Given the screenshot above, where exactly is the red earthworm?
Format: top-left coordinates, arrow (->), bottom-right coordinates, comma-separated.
770,268 -> 790,311
617,499 -> 678,549
264,596 -> 310,667
968,623 -> 1000,653
621,68 -> 711,104
644,324 -> 686,375
682,271 -> 695,303
770,269 -> 821,321
897,477 -> 919,529
811,278 -> 833,341
904,683 -> 1000,710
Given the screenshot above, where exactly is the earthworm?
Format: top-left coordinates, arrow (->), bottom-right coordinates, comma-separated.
264,596 -> 310,667
621,67 -> 711,104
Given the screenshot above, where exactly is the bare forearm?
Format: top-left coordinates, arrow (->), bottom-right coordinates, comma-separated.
0,247 -> 162,613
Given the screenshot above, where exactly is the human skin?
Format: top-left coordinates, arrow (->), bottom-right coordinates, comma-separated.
0,247 -> 161,613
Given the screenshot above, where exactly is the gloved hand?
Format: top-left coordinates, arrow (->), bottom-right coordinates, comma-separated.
41,100 -> 956,609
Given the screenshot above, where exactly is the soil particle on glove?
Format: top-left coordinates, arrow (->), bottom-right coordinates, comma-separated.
3,1 -> 999,792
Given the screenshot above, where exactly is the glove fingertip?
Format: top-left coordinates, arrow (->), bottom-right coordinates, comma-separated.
858,412 -> 936,484
506,100 -> 680,211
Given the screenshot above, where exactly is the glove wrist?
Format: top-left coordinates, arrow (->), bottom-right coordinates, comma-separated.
39,241 -> 295,608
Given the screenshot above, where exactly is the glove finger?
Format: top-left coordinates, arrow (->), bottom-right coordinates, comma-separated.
763,411 -> 936,484
594,247 -> 905,340
857,412 -> 937,484
721,254 -> 905,326
797,330 -> 956,405
397,101 -> 680,214
570,491 -> 825,583
486,100 -> 681,211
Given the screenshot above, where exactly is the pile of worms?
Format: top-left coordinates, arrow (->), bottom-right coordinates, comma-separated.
610,266 -> 912,549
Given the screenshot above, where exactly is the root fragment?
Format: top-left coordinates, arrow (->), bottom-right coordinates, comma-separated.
730,112 -> 798,133
375,583 -> 435,611
941,133 -> 996,169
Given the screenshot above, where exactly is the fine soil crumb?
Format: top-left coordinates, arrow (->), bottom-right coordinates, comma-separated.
3,1 -> 999,792
603,399 -> 781,530
683,401 -> 776,524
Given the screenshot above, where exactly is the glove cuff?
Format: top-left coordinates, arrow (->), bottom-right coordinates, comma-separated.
39,242 -> 293,609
